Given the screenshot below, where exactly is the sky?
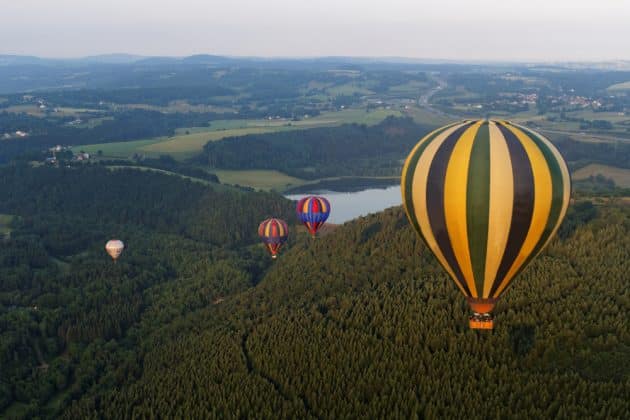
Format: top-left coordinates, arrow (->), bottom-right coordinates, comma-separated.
2,0 -> 629,61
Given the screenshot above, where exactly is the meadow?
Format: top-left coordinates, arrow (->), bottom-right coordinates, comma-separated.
212,169 -> 308,191
607,80 -> 630,91
106,165 -> 216,186
572,163 -> 630,188
0,214 -> 13,238
73,108 -> 401,160
4,105 -> 100,117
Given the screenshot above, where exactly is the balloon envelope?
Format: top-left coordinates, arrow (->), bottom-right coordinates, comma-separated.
258,218 -> 289,258
296,196 -> 330,237
401,119 -> 571,323
105,239 -> 125,261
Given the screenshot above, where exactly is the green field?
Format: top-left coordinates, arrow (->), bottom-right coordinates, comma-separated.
5,105 -> 100,117
73,108 -> 402,160
141,128 -> 280,156
607,81 -> 630,91
106,165 -> 216,186
388,80 -> 430,94
0,214 -> 14,238
213,170 -> 402,193
326,83 -> 374,96
77,126 -> 301,159
541,128 -> 630,144
403,106 -> 451,125
80,116 -> 114,128
213,169 -> 307,191
572,164 -> 630,188
568,110 -> 630,123
117,101 -> 237,114
74,138 -> 161,158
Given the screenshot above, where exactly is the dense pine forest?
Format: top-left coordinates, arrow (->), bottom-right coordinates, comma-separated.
1,165 -> 628,418
0,165 -> 293,417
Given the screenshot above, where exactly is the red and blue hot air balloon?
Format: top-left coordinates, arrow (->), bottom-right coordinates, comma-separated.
258,218 -> 289,259
296,196 -> 331,238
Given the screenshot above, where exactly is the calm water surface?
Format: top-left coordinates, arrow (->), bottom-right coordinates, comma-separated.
285,185 -> 402,224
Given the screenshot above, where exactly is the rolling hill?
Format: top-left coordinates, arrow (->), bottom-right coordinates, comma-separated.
0,166 -> 628,419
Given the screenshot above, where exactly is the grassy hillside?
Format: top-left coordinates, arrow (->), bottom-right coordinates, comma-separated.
573,164 -> 630,188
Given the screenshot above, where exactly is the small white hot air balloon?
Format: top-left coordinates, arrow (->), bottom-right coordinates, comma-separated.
105,239 -> 125,262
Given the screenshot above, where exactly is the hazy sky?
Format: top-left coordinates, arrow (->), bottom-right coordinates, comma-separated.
2,0 -> 629,61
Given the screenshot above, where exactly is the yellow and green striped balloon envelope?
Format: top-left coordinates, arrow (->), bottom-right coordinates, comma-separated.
401,120 -> 570,321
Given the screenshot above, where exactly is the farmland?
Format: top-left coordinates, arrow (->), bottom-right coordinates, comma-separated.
212,169 -> 307,191
3,60 -> 630,194
73,108 -> 402,159
607,81 -> 630,91
573,164 -> 630,188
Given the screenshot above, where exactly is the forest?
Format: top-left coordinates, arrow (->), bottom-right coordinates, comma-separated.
0,110 -> 232,163
202,116 -> 435,178
444,70 -> 630,98
1,55 -> 630,418
200,116 -> 630,182
0,165 -> 293,417
0,64 -> 431,162
549,135 -> 630,171
0,164 -> 628,418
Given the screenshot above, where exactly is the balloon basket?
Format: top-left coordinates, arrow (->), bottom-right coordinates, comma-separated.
469,313 -> 494,330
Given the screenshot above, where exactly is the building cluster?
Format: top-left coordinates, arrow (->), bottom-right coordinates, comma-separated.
44,145 -> 90,165
2,130 -> 29,139
553,94 -> 602,109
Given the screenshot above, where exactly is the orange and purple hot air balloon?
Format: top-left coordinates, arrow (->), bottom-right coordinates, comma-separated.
296,196 -> 331,238
258,218 -> 289,259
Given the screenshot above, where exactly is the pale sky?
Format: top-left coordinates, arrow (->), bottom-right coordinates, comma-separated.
1,0 -> 629,61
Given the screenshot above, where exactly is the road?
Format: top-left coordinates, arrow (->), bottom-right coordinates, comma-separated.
417,75 -> 462,120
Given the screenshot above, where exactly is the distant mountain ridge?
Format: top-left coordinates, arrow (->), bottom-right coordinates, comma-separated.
2,53 -> 630,67
1,53 -> 630,95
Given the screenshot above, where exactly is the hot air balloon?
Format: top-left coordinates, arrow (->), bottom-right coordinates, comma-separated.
296,196 -> 331,238
258,218 -> 289,259
401,119 -> 570,329
105,239 -> 125,262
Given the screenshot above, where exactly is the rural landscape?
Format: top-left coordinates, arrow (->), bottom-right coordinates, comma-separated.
1,1 -> 630,418
2,56 -> 630,192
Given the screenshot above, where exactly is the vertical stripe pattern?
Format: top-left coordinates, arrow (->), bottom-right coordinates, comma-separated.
258,218 -> 289,257
401,120 -> 571,303
296,196 -> 331,236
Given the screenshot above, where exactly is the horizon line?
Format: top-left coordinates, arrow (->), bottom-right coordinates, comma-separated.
2,52 -> 630,65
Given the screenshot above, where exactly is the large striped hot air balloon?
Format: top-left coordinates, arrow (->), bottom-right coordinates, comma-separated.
401,119 -> 571,329
296,196 -> 331,238
258,218 -> 289,259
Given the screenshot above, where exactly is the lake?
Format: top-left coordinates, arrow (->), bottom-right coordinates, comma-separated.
285,185 -> 402,224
